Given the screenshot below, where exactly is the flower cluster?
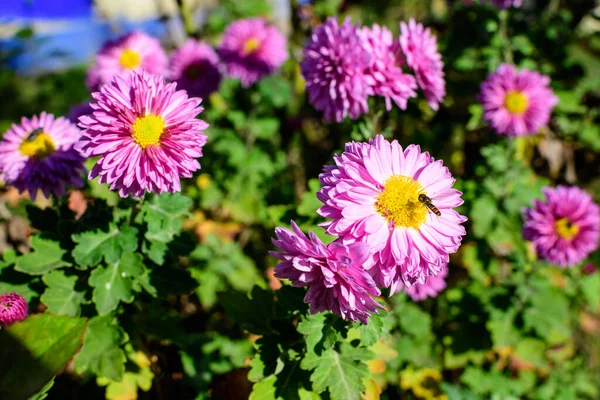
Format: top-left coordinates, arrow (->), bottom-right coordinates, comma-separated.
301,17 -> 445,122
272,135 -> 466,322
522,186 -> 600,267
86,19 -> 287,98
479,63 -> 558,136
0,292 -> 28,327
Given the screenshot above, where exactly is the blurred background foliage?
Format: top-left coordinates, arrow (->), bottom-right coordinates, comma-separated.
1,0 -> 600,399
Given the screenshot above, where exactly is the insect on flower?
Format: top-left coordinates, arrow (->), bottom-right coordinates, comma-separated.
24,127 -> 44,142
418,193 -> 441,217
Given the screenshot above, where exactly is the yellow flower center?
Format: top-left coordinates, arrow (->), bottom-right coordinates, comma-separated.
243,38 -> 260,54
555,218 -> 579,240
375,175 -> 428,229
119,49 -> 141,69
132,115 -> 165,149
19,132 -> 55,159
504,91 -> 528,114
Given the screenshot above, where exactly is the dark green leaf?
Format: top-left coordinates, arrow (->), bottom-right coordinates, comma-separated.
0,314 -> 86,399
72,224 -> 138,268
40,270 -> 85,316
15,236 -> 70,275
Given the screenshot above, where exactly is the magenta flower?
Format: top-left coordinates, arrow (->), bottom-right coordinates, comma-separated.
479,64 -> 558,136
77,71 -> 208,198
168,39 -> 222,99
271,221 -> 383,324
397,19 -> 446,110
86,31 -> 168,91
0,292 -> 28,327
318,135 -> 467,293
489,0 -> 522,8
218,18 -> 288,87
522,186 -> 600,267
0,113 -> 85,200
301,17 -> 370,122
404,266 -> 448,301
362,24 -> 417,111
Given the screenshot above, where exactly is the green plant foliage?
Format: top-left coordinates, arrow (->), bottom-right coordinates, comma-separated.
0,314 -> 86,399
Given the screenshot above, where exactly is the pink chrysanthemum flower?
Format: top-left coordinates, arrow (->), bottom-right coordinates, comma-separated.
168,39 -> 222,99
479,64 -> 558,136
0,113 -> 85,200
86,31 -> 168,91
0,292 -> 28,326
218,18 -> 288,88
301,17 -> 370,122
318,135 -> 467,293
77,70 -> 208,198
271,221 -> 383,324
522,186 -> 600,267
397,19 -> 446,110
362,24 -> 417,111
404,266 -> 448,301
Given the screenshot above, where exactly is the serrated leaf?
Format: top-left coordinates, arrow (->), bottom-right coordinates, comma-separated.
72,224 -> 138,268
0,251 -> 39,302
15,236 -> 70,275
73,315 -> 126,381
142,193 -> 192,243
41,270 -> 85,316
0,314 -> 86,399
220,286 -> 275,335
301,343 -> 373,400
89,253 -> 144,315
297,313 -> 326,353
357,311 -> 389,347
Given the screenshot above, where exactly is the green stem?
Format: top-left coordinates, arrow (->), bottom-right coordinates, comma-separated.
498,10 -> 513,65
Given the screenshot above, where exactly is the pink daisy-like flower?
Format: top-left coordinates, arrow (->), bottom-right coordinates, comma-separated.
318,135 -> 467,293
86,31 -> 168,91
0,113 -> 85,200
397,19 -> 446,110
522,186 -> 600,267
0,292 -> 28,326
404,266 -> 448,301
479,64 -> 558,136
168,39 -> 222,99
77,70 -> 208,198
218,18 -> 288,88
301,17 -> 371,122
362,24 -> 417,111
271,221 -> 383,324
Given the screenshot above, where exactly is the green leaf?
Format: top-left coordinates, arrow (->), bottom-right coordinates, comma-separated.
220,286 -> 275,335
72,224 -> 138,268
40,270 -> 85,316
357,311 -> 390,346
15,236 -> 70,275
73,315 -> 126,381
398,303 -> 431,338
297,179 -> 323,218
470,195 -> 498,239
142,193 -> 192,261
581,273 -> 600,312
0,250 -> 39,303
89,253 -> 144,315
301,343 -> 373,400
0,314 -> 86,399
515,338 -> 547,369
249,118 -> 280,141
142,193 -> 192,242
297,313 -> 326,353
27,378 -> 55,400
258,75 -> 292,108
250,375 -> 278,400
